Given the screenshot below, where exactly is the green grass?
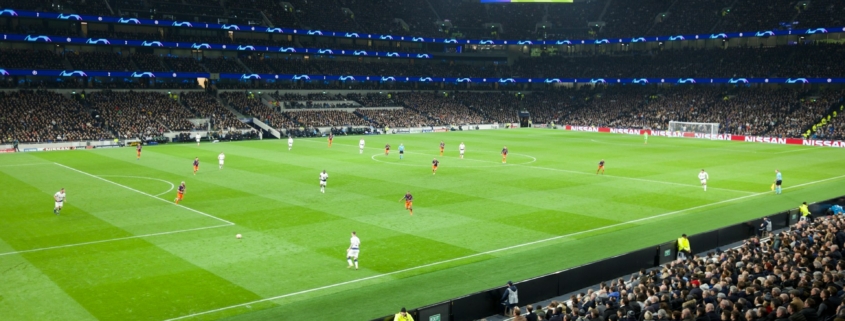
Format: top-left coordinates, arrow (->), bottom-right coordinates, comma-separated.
1,129 -> 844,321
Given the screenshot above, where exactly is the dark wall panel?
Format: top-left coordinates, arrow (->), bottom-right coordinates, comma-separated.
717,222 -> 755,246
452,290 -> 502,321
518,273 -> 560,305
418,301 -> 450,321
688,230 -> 719,255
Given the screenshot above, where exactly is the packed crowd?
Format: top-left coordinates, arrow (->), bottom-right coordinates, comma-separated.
87,91 -> 197,139
282,110 -> 370,127
239,55 -> 276,74
0,49 -> 66,70
817,114 -> 845,141
131,53 -> 169,72
226,0 -> 299,29
201,57 -> 246,73
648,0 -> 734,36
0,90 -> 109,143
220,92 -> 295,129
163,57 -> 207,73
348,93 -> 400,107
2,86 -> 842,142
355,108 -> 433,128
180,92 -> 247,130
510,45 -> 845,79
397,92 -> 488,125
512,213 -> 845,321
66,52 -> 134,71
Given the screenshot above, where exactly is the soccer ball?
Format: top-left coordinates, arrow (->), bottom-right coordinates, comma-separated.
236,234 -> 242,239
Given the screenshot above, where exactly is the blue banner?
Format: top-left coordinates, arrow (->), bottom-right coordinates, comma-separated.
0,68 -> 840,84
0,8 -> 842,46
215,74 -> 844,84
0,69 -> 208,78
0,33 -> 429,59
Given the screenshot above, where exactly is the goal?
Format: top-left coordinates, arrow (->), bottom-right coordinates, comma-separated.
667,121 -> 721,140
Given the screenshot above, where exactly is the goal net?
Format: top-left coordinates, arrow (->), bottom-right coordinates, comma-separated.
667,121 -> 721,140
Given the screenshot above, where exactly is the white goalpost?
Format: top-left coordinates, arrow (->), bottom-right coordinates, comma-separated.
667,121 -> 721,140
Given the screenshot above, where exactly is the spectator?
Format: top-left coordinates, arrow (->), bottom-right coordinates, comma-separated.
759,217 -> 773,237
526,304 -> 538,321
514,306 -> 528,321
502,280 -> 519,316
394,307 -> 413,321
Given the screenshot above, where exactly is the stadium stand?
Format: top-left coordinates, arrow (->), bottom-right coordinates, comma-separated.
499,214 -> 845,321
648,0 -> 734,36
271,92 -> 358,109
355,108 -> 433,128
282,110 -> 371,127
239,54 -> 276,74
347,93 -> 400,107
201,57 -> 246,73
0,49 -> 66,70
0,90 -> 109,143
180,92 -> 247,130
544,0 -> 605,39
397,92 -> 488,125
0,86 -> 842,143
162,56 -> 207,73
720,0 -> 800,33
339,0 -> 439,37
87,91 -> 197,139
795,0 -> 845,29
130,53 -> 170,72
220,91 -> 295,129
65,51 -> 134,71
4,0 -> 844,40
288,0 -> 358,33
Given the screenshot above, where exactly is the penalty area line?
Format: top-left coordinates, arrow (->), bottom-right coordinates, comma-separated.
53,163 -> 235,226
162,174 -> 845,321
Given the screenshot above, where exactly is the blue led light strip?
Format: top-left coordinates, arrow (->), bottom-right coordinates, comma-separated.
0,69 -> 840,84
0,8 -> 841,46
1,34 -> 431,59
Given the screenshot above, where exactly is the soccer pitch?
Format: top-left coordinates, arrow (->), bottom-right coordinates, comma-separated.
1,129 -> 844,321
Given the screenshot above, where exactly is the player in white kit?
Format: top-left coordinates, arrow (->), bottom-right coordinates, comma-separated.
288,136 -> 293,150
359,139 -> 365,154
347,231 -> 360,270
218,152 -> 225,170
698,169 -> 709,191
459,142 -> 466,159
320,170 -> 329,193
195,133 -> 201,146
53,188 -> 66,215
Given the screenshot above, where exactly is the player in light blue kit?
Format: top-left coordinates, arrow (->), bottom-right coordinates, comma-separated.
398,143 -> 405,160
774,170 -> 783,194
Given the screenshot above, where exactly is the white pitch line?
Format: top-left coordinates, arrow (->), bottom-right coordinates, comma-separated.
0,224 -> 231,257
304,139 -> 755,195
99,175 -> 175,197
770,147 -> 820,155
0,163 -> 53,167
54,163 -> 235,226
163,173 -> 845,321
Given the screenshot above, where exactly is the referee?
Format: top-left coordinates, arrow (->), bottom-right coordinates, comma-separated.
774,170 -> 783,195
